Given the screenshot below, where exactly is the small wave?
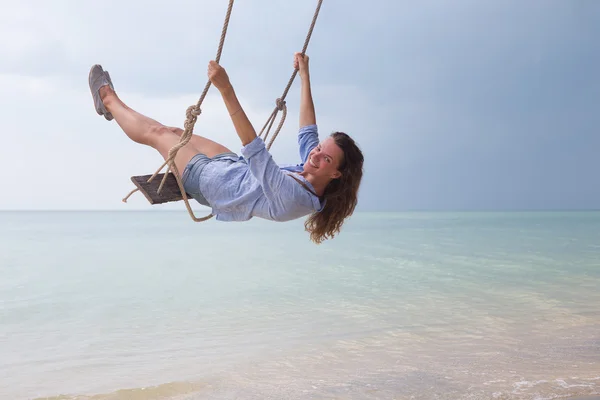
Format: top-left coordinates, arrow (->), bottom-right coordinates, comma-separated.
509,377 -> 599,400
33,381 -> 206,400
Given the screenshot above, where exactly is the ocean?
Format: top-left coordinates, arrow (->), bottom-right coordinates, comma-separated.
1,211 -> 599,400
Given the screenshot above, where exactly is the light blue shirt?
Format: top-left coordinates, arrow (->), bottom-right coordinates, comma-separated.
198,124 -> 325,222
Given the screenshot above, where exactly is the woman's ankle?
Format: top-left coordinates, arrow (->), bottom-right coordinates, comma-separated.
99,85 -> 115,102
100,86 -> 118,111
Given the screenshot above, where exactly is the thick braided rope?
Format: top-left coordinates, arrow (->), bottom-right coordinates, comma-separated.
122,0 -> 235,222
259,0 -> 324,151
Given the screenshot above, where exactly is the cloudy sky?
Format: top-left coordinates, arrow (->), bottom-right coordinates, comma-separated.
1,0 -> 598,212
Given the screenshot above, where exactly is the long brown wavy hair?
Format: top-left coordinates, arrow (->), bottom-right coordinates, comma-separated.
305,132 -> 364,244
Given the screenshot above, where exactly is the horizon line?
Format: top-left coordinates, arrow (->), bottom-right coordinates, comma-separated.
0,209 -> 598,213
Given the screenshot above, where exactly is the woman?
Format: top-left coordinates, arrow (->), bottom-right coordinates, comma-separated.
89,53 -> 364,243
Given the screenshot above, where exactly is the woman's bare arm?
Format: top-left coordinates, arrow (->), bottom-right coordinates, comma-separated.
208,60 -> 257,146
295,53 -> 316,127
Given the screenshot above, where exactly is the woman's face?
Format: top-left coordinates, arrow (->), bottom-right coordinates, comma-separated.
303,137 -> 344,180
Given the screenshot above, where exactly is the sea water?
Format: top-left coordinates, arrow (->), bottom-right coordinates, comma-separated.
1,211 -> 599,399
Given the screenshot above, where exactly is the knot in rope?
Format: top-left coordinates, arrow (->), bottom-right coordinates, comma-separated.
187,104 -> 201,118
275,98 -> 286,111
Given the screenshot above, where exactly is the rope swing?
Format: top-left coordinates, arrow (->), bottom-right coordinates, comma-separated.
122,0 -> 324,222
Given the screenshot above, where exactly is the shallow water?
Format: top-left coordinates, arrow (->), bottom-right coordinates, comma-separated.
1,211 -> 599,399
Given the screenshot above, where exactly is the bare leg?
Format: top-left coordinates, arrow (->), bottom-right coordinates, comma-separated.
165,127 -> 234,156
100,86 -> 232,174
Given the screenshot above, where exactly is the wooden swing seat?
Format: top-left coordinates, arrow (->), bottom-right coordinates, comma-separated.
130,173 -> 186,205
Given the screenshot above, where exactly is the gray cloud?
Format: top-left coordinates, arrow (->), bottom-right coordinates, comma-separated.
1,0 -> 598,211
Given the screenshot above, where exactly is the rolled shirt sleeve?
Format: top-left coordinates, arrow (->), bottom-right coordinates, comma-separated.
297,124 -> 320,164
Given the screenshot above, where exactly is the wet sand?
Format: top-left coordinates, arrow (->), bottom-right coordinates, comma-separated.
567,397 -> 600,400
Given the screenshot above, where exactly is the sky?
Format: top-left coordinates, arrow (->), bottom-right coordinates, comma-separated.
0,0 -> 598,212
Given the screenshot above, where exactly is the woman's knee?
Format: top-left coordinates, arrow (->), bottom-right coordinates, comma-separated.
146,125 -> 180,149
147,125 -> 180,143
148,124 -> 171,138
167,127 -> 184,137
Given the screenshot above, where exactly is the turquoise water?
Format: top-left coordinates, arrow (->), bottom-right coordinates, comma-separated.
1,211 -> 599,399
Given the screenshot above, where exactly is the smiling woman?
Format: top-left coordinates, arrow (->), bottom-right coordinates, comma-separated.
88,51 -> 364,244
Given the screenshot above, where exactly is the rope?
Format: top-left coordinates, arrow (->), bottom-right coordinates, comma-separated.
259,0 -> 324,151
122,0 -> 235,222
123,0 -> 324,223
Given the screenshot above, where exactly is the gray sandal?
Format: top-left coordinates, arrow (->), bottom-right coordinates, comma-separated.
88,64 -> 115,121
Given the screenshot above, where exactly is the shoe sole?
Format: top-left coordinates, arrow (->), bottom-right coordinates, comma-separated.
88,64 -> 114,121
